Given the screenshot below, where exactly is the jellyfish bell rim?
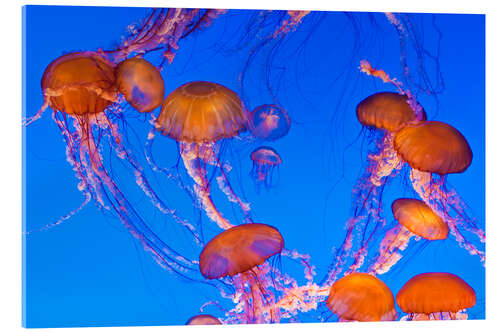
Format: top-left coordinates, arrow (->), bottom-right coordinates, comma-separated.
199,223 -> 284,280
391,198 -> 449,240
155,80 -> 248,143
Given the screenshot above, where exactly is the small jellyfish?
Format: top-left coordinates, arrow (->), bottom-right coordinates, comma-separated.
394,121 -> 484,262
396,272 -> 476,320
326,273 -> 397,322
249,104 -> 291,141
199,223 -> 284,323
185,314 -> 221,325
250,146 -> 282,189
115,57 -> 165,113
368,198 -> 449,275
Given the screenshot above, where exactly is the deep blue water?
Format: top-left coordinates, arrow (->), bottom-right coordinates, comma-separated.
23,5 -> 485,327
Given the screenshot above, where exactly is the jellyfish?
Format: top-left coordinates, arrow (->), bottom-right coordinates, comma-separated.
248,104 -> 291,141
396,272 -> 476,320
150,81 -> 251,230
250,146 -> 282,189
199,223 -> 284,323
323,89 -> 426,284
24,51 -> 200,278
394,121 -> 485,262
325,273 -> 397,322
368,198 -> 449,275
115,56 -> 165,113
185,314 -> 221,325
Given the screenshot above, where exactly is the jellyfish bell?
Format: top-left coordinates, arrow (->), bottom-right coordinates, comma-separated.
41,51 -> 118,115
185,314 -> 221,325
250,146 -> 282,166
156,81 -> 247,143
326,273 -> 397,322
394,120 -> 473,176
249,104 -> 291,141
115,57 -> 165,113
392,198 -> 449,241
199,223 -> 284,279
396,272 -> 476,320
368,198 -> 449,275
250,146 -> 282,188
356,92 -> 426,133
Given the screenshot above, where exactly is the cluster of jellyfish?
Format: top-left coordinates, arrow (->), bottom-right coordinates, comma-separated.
24,7 -> 484,326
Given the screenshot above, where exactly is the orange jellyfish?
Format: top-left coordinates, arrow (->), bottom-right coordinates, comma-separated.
394,121 -> 485,262
356,92 -> 424,133
250,146 -> 282,189
115,57 -> 165,113
396,272 -> 476,320
323,91 -> 426,285
368,198 -> 449,275
326,273 -> 397,322
249,104 -> 291,141
151,81 -> 251,230
185,314 -> 221,325
25,51 -> 199,277
199,223 -> 284,323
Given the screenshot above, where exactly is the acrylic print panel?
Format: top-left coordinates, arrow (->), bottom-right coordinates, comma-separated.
22,4 -> 485,328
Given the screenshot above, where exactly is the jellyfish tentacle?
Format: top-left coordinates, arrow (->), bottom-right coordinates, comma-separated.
101,112 -> 204,245
212,153 -> 253,222
180,142 -> 234,230
410,169 -> 485,262
368,224 -> 413,275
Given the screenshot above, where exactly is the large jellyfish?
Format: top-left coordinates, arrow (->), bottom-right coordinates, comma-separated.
325,273 -> 397,322
199,223 -> 284,323
396,272 -> 476,320
250,146 -> 282,189
368,198 -> 449,275
151,81 -> 251,230
394,121 -> 485,261
196,223 -> 330,324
